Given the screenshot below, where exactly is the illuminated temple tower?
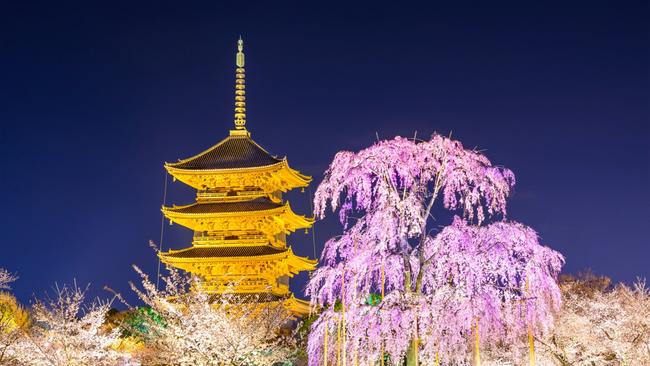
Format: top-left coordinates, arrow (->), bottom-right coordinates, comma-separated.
159,39 -> 316,315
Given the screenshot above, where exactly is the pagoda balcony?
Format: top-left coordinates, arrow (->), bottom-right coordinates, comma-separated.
199,279 -> 289,295
196,189 -> 281,202
192,233 -> 271,246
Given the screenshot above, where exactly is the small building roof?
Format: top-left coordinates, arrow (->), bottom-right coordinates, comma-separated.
166,134 -> 283,170
208,292 -> 287,303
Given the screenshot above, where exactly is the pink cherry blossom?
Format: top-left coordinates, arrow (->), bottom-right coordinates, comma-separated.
307,134 -> 563,365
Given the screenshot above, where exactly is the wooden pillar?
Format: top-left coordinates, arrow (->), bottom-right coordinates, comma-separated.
324,320 -> 328,366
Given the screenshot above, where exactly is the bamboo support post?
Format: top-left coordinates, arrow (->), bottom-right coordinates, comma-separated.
324,320 -> 328,366
474,318 -> 481,366
380,263 -> 385,366
337,317 -> 341,366
526,277 -> 536,366
341,273 -> 347,366
529,328 -> 535,366
414,316 -> 419,365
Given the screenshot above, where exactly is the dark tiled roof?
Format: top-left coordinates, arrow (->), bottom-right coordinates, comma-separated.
167,135 -> 283,170
165,245 -> 287,258
166,197 -> 282,214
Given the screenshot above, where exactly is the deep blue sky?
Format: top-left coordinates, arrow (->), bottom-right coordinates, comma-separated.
1,1 -> 648,306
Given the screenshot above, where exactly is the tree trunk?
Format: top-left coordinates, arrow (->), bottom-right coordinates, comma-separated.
405,337 -> 418,366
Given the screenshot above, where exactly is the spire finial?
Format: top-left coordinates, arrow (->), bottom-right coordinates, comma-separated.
236,36 -> 245,67
232,37 -> 248,134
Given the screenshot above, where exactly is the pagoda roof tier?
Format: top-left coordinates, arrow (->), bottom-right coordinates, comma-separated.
166,159 -> 311,192
165,135 -> 311,191
162,245 -> 287,259
165,197 -> 281,214
168,134 -> 281,170
159,246 -> 316,270
162,199 -> 314,234
159,246 -> 315,300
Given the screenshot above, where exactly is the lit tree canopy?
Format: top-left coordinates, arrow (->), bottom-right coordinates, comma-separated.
126,265 -> 298,366
487,274 -> 650,365
14,284 -> 127,366
0,268 -> 28,366
306,134 -> 564,365
313,134 -> 516,228
538,276 -> 650,365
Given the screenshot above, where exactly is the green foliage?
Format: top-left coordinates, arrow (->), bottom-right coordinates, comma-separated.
121,307 -> 165,339
365,293 -> 382,306
332,299 -> 343,312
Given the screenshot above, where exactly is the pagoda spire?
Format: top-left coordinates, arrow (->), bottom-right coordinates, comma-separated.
231,37 -> 248,136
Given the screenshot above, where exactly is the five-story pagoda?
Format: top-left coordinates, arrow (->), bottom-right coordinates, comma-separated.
159,38 -> 316,315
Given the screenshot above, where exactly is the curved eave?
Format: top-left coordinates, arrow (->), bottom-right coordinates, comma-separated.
165,134 -> 281,169
160,247 -> 289,264
161,201 -> 315,231
160,246 -> 316,270
162,201 -> 286,217
286,247 -> 318,272
273,201 -> 315,231
165,136 -> 229,169
214,294 -> 312,317
165,159 -> 311,191
283,295 -> 313,316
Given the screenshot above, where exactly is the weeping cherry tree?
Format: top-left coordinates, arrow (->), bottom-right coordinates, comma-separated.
306,134 -> 564,365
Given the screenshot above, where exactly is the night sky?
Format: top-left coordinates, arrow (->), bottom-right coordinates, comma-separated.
1,1 -> 648,307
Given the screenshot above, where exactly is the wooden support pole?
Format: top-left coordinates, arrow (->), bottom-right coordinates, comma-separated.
529,327 -> 536,366
414,316 -> 419,365
337,317 -> 341,366
474,318 -> 481,366
380,263 -> 385,366
341,273 -> 347,366
324,320 -> 328,366
526,277 -> 536,366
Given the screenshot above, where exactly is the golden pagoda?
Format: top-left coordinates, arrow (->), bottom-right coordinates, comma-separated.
159,38 -> 316,315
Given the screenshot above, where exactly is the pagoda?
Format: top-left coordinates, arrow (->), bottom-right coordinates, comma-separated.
159,38 -> 316,315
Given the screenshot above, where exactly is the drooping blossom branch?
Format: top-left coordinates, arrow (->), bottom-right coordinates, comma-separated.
314,134 -> 516,227
0,269 -> 17,291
